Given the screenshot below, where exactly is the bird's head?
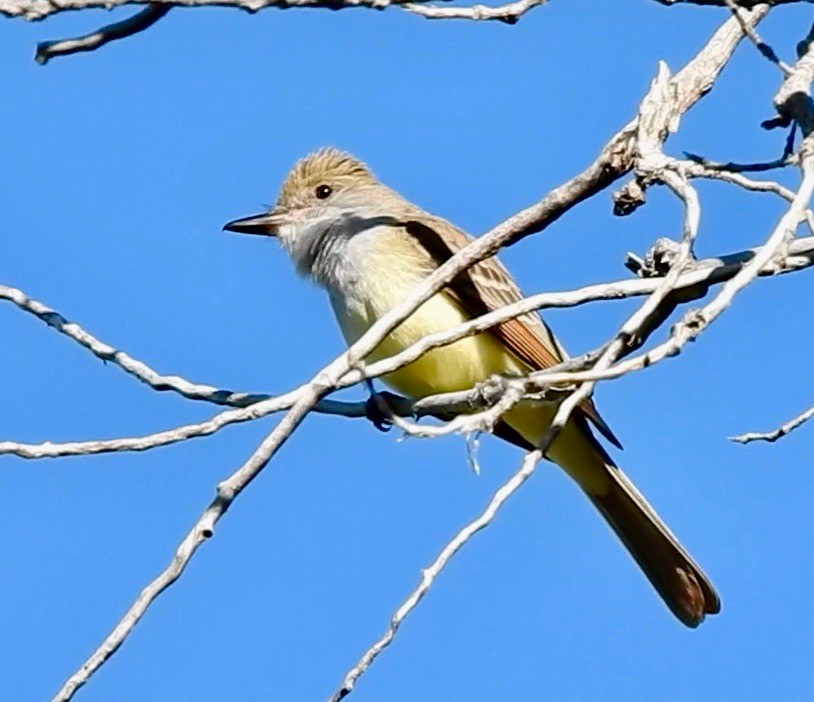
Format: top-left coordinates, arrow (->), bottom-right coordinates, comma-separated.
223,148 -> 382,250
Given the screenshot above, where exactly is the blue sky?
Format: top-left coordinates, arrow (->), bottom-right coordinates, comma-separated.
2,2 -> 814,701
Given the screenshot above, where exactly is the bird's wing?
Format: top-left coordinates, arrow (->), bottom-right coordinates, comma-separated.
403,217 -> 621,450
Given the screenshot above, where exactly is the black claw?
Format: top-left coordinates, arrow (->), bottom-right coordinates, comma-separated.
365,393 -> 393,432
364,391 -> 409,432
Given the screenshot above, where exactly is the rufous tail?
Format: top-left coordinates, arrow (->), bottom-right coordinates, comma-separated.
587,460 -> 720,627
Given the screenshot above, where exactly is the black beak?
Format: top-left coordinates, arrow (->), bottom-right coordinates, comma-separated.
222,211 -> 284,236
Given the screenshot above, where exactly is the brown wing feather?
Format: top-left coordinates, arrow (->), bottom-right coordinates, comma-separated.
404,218 -> 622,450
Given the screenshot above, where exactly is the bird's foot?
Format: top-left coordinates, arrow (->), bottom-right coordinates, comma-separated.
364,391 -> 406,432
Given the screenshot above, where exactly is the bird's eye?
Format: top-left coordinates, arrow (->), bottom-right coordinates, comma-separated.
315,184 -> 332,200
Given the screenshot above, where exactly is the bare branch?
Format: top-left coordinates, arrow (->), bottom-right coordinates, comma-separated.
328,448 -> 545,701
555,155 -> 814,390
524,150 -> 814,391
24,0 -> 542,62
684,117 -> 797,170
730,404 -> 814,443
0,283 -> 268,408
0,0 -> 378,21
51,388 -> 321,702
0,394 -> 358,459
373,381 -> 527,440
4,226 -> 807,464
403,0 -> 544,22
1,0 -> 543,22
35,4 -> 171,64
0,0 -> 794,21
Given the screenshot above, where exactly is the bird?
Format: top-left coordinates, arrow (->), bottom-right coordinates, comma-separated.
223,147 -> 720,627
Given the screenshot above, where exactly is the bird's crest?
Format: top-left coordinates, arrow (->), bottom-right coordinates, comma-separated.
278,148 -> 376,206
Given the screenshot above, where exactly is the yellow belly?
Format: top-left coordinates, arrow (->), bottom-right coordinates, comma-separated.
337,287 -> 523,398
381,306 -> 521,397
333,277 -> 609,494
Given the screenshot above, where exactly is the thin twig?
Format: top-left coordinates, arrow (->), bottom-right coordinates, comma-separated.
51,388 -> 323,702
328,448 -> 545,701
730,404 -> 814,443
35,4 -> 171,64
722,0 -> 791,74
683,150 -> 796,173
0,283 -> 268,408
678,158 -> 814,233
